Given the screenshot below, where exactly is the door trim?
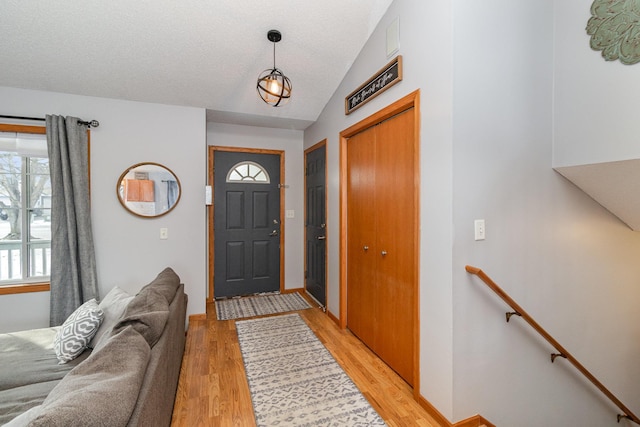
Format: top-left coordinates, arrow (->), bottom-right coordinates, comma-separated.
304,139 -> 328,308
339,89 -> 420,393
207,146 -> 285,303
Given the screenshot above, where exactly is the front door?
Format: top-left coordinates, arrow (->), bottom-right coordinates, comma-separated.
305,141 -> 327,307
212,149 -> 282,298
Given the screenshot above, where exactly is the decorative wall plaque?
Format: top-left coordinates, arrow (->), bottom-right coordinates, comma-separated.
586,0 -> 640,65
345,55 -> 402,115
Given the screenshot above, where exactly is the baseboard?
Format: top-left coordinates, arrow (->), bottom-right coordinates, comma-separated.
281,287 -> 304,294
327,309 -> 340,326
453,414 -> 495,427
417,395 -> 494,427
418,395 -> 453,427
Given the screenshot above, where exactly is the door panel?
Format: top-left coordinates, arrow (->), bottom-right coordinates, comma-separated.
214,150 -> 281,298
374,109 -> 415,383
346,126 -> 378,348
305,144 -> 327,307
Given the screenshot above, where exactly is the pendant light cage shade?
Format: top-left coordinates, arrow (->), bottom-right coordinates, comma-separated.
257,68 -> 292,107
257,29 -> 292,107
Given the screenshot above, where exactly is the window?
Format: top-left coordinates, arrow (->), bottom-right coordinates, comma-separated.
226,161 -> 270,183
0,124 -> 50,287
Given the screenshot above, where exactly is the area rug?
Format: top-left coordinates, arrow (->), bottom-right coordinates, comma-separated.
215,292 -> 311,320
235,313 -> 387,426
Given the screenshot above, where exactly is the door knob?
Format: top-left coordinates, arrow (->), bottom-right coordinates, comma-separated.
381,250 -> 388,256
363,246 -> 369,251
269,229 -> 279,237
316,235 -> 326,240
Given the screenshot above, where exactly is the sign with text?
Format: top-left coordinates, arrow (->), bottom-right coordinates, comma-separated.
345,55 -> 402,115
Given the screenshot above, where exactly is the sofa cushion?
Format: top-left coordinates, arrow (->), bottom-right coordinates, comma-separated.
90,287 -> 133,350
111,267 -> 181,348
21,325 -> 150,427
139,267 -> 181,303
53,299 -> 103,364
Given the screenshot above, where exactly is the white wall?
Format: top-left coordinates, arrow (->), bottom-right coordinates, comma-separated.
553,0 -> 640,167
206,123 -> 305,291
0,86 -> 207,332
306,0 -> 640,425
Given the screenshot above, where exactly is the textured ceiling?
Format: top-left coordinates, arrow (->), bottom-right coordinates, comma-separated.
0,0 -> 393,130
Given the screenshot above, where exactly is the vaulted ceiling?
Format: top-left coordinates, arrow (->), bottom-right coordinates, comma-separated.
1,0 -> 394,130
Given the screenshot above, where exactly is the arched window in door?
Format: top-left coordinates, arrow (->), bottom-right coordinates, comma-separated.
226,161 -> 270,183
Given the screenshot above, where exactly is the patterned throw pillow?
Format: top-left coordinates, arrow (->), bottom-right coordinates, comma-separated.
53,299 -> 104,364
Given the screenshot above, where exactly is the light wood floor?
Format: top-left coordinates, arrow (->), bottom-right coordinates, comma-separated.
171,293 -> 443,426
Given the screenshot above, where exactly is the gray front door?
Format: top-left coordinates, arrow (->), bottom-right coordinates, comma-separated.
305,143 -> 326,307
213,150 -> 281,298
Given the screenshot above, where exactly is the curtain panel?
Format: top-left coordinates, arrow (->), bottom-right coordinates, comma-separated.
46,115 -> 98,326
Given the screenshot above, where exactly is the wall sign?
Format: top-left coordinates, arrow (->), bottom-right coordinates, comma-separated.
345,55 -> 403,115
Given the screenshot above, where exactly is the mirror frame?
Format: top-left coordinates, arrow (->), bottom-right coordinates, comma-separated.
116,162 -> 181,218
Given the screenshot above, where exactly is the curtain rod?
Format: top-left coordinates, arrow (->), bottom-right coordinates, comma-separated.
0,114 -> 100,128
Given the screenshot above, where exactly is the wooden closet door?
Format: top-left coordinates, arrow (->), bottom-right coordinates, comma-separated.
346,126 -> 378,348
374,108 -> 416,385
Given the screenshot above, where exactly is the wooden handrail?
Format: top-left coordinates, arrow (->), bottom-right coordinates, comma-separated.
465,265 -> 639,425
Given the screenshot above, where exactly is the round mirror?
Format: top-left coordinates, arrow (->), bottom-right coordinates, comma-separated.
116,162 -> 181,218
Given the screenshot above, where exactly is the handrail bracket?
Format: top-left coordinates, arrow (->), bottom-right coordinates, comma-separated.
506,311 -> 521,322
619,414 -> 633,423
551,353 -> 567,363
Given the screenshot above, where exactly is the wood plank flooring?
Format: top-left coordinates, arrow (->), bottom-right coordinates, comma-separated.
171,293 -> 443,426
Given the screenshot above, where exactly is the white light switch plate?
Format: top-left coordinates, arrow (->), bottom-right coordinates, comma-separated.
286,210 -> 295,219
160,227 -> 169,240
474,219 -> 485,241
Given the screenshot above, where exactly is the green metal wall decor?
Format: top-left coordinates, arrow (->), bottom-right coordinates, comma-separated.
586,0 -> 640,65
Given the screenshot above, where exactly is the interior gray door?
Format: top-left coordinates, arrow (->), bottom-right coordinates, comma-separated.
305,144 -> 326,307
214,151 -> 281,298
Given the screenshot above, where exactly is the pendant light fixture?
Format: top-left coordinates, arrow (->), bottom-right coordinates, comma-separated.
257,30 -> 292,107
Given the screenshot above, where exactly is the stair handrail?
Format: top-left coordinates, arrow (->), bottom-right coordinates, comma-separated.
465,265 -> 639,425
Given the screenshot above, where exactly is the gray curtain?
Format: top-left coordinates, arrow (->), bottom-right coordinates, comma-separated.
167,180 -> 178,207
46,115 -> 98,326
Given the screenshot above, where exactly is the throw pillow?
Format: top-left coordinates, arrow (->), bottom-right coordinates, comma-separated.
90,286 -> 134,350
53,299 -> 104,364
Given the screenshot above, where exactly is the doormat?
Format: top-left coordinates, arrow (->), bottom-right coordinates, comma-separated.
215,292 -> 311,320
236,313 -> 387,426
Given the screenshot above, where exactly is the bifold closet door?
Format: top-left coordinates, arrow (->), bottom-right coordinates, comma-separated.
346,125 -> 378,349
346,108 -> 416,386
373,109 -> 415,385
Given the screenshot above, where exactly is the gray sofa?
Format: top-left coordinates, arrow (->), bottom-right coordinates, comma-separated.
0,267 -> 187,427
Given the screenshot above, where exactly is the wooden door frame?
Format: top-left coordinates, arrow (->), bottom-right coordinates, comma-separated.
207,146 -> 286,303
339,89 -> 421,393
304,139 -> 328,308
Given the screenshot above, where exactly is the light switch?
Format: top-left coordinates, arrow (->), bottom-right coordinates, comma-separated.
205,185 -> 212,205
160,227 -> 169,240
474,219 -> 485,241
286,210 -> 295,219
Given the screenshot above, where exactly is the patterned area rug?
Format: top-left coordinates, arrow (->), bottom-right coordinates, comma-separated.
215,292 -> 311,320
236,313 -> 387,426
